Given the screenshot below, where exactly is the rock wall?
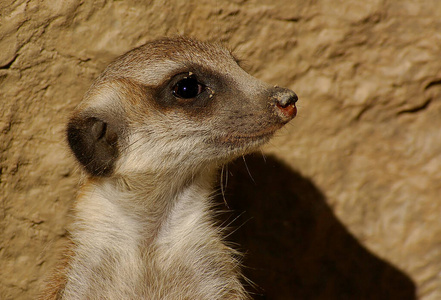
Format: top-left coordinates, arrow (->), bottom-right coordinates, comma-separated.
1,0 -> 440,299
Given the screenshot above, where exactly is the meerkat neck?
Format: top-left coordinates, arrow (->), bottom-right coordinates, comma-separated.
63,166 -> 248,299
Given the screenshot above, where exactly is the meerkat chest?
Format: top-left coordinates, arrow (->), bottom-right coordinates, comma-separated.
64,184 -> 241,299
63,193 -> 148,299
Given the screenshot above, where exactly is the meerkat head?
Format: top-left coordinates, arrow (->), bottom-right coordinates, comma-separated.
67,37 -> 297,177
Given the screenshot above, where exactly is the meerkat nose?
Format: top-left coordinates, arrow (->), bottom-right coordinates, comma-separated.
273,88 -> 298,120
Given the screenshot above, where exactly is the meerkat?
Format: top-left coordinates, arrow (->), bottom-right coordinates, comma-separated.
41,37 -> 298,299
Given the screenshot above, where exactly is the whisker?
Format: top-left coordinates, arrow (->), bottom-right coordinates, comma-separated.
223,213 -> 252,239
220,165 -> 230,209
242,155 -> 255,184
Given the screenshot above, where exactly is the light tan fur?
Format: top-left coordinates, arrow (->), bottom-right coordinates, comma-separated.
41,37 -> 297,299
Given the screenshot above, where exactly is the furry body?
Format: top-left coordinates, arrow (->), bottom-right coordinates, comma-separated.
42,37 -> 297,299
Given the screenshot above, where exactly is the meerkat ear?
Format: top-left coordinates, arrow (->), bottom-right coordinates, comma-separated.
67,116 -> 119,176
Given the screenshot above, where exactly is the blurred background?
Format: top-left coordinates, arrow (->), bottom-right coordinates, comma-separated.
1,0 -> 440,299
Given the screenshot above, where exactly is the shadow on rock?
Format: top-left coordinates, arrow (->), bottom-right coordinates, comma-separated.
216,154 -> 416,300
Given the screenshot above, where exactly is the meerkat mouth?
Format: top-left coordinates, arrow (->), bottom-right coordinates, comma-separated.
218,125 -> 281,146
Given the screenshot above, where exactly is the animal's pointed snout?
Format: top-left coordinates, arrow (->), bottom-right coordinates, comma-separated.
272,88 -> 298,121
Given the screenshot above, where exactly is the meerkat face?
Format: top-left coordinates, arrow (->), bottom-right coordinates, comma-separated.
67,37 -> 297,176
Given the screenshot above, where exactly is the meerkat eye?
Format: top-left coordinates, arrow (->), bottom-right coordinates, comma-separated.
172,75 -> 205,99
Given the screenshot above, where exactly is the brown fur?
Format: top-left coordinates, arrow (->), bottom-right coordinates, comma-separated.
41,37 -> 297,299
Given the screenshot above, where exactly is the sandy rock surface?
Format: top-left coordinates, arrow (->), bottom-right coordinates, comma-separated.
1,0 -> 440,299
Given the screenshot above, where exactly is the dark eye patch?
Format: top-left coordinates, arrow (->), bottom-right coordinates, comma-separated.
151,67 -> 225,114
